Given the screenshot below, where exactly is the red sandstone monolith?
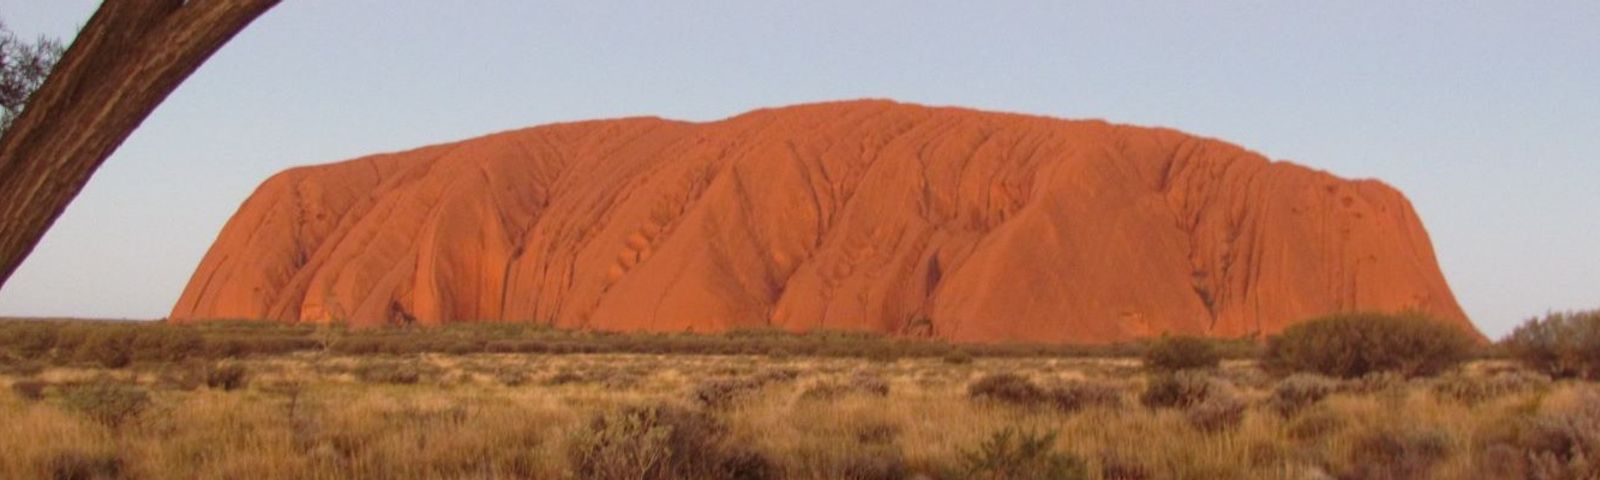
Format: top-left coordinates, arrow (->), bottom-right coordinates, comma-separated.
171,100 -> 1477,343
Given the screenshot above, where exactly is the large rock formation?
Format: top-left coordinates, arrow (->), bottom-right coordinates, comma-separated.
170,100 -> 1476,343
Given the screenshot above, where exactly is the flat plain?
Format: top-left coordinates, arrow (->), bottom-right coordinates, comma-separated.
1,319 -> 1594,480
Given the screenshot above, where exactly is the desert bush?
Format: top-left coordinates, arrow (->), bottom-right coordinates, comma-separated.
41,449 -> 123,480
128,326 -> 203,362
1264,374 -> 1342,417
545,370 -> 588,386
1139,371 -> 1216,409
1471,389 -> 1600,480
1285,406 -> 1348,441
799,373 -> 891,402
203,362 -> 249,391
1502,309 -> 1600,380
1430,370 -> 1551,405
952,427 -> 1088,480
1096,450 -> 1151,480
54,324 -> 203,366
354,361 -> 423,385
0,321 -> 60,358
201,334 -> 319,358
845,373 -> 890,397
861,346 -> 902,364
150,361 -> 204,391
1338,424 -> 1452,480
969,373 -> 1122,413
567,402 -> 773,480
10,379 -> 47,401
1342,371 -> 1405,395
693,370 -> 798,408
692,378 -> 762,408
1185,386 -> 1247,432
1142,335 -> 1220,371
788,440 -> 907,480
0,356 -> 45,376
852,419 -> 902,446
968,373 -> 1046,407
838,446 -> 909,480
1045,379 -> 1124,413
942,350 -> 974,365
1262,312 -> 1477,378
72,329 -> 132,369
1138,371 -> 1244,431
61,381 -> 150,429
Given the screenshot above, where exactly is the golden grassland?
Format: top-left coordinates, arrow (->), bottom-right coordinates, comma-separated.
2,348 -> 1597,480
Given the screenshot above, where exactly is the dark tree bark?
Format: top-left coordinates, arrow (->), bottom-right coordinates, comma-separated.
0,0 -> 279,288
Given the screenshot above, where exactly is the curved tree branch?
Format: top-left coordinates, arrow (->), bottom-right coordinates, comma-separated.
0,0 -> 279,288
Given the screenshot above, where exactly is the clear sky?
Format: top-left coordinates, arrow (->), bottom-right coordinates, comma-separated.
0,2 -> 1594,338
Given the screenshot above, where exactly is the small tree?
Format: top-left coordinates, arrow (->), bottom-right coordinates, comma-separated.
1502,309 -> 1600,380
1262,312 -> 1477,378
0,20 -> 63,134
955,427 -> 1088,480
1142,335 -> 1221,371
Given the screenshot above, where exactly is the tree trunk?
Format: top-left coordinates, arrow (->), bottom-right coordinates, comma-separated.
0,0 -> 279,289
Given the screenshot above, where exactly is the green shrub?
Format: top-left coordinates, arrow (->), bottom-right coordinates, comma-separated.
1502,309 -> 1600,380
567,403 -> 773,480
953,427 -> 1087,480
1262,312 -> 1477,378
61,381 -> 150,429
1142,335 -> 1220,371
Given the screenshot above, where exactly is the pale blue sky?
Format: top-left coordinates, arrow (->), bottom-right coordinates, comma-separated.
0,2 -> 1594,338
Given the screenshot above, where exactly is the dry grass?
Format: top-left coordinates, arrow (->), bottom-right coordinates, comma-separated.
0,349 -> 1594,479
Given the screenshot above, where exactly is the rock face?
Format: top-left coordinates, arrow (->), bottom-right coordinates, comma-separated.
170,100 -> 1476,343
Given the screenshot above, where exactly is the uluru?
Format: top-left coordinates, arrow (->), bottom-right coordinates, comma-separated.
169,100 -> 1475,343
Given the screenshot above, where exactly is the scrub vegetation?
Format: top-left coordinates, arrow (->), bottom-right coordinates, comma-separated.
0,312 -> 1594,480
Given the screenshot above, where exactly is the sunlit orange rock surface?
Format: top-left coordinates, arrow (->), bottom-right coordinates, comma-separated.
170,100 -> 1476,343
